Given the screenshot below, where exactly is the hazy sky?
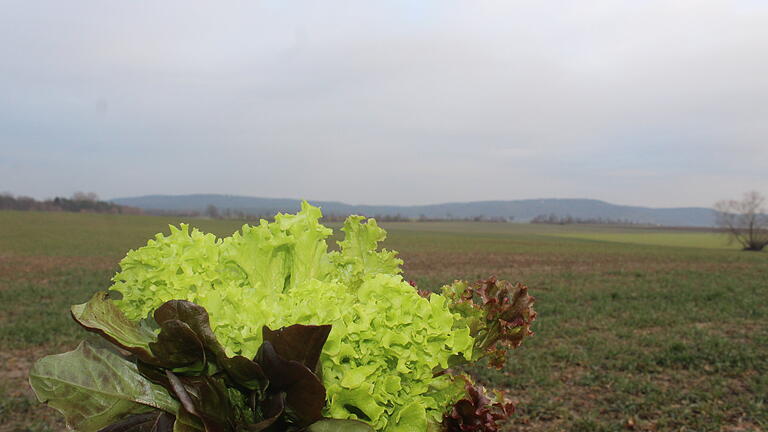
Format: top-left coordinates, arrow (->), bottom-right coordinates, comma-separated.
2,1 -> 766,207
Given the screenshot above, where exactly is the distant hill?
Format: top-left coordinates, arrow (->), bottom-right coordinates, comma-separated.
110,194 -> 717,227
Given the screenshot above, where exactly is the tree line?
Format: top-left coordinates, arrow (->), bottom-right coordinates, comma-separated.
0,192 -> 141,214
192,205 -> 513,223
530,213 -> 642,225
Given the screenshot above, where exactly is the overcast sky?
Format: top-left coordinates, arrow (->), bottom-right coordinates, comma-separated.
1,1 -> 766,207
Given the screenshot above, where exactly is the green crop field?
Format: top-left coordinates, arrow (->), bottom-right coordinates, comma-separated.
1,211 -> 766,431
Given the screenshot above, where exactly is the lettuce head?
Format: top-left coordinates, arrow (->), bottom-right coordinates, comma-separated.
111,202 -> 474,431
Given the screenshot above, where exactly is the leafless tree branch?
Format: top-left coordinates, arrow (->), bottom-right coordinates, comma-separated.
714,191 -> 768,251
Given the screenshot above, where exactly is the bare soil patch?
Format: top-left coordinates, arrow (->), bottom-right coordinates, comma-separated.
400,250 -> 753,281
0,255 -> 116,285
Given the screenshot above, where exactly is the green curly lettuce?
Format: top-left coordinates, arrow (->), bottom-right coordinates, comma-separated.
111,202 -> 474,431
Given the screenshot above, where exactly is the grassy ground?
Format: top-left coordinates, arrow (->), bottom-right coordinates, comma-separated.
0,211 -> 766,431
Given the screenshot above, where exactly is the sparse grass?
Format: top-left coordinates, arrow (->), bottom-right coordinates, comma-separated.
0,211 -> 766,431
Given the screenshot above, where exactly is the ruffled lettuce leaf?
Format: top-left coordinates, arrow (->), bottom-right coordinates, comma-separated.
291,276 -> 471,431
307,419 -> 376,432
111,225 -> 224,321
329,216 -> 402,287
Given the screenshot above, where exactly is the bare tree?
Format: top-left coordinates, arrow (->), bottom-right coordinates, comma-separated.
714,191 -> 768,251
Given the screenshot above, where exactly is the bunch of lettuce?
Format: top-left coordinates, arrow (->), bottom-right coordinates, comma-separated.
30,202 -> 535,431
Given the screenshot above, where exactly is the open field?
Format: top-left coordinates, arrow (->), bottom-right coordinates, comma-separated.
1,211 -> 766,431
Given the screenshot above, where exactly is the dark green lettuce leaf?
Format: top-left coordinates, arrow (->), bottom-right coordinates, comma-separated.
245,392 -> 285,431
150,319 -> 206,372
261,324 -> 331,373
29,342 -> 179,432
97,411 -> 175,432
153,301 -> 223,356
255,341 -> 326,427
218,355 -> 267,393
165,372 -> 234,432
71,292 -> 157,364
171,409 -> 205,432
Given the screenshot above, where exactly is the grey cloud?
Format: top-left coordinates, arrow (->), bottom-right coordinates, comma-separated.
1,0 -> 766,206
